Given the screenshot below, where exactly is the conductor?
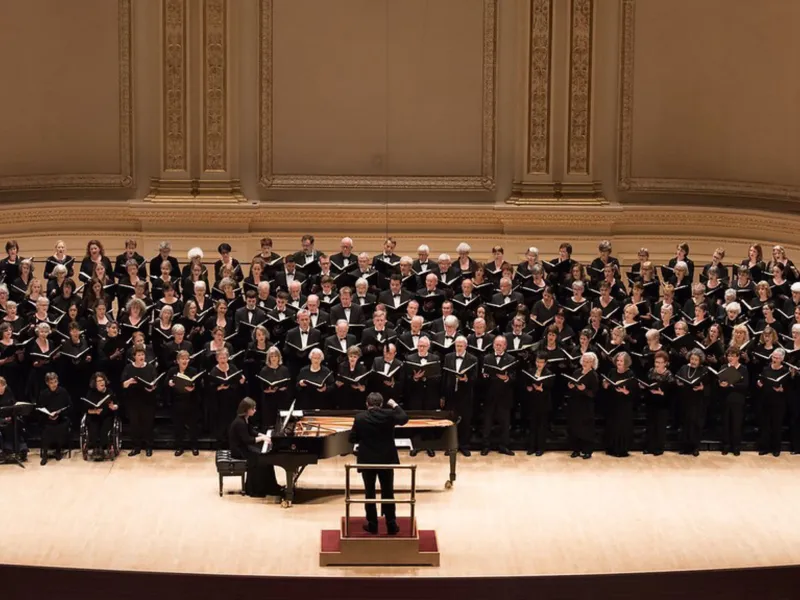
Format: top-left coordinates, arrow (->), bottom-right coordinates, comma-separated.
349,392 -> 409,535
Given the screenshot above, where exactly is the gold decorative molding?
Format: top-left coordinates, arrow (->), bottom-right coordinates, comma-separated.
567,0 -> 594,175
258,0 -> 497,191
0,0 -> 133,191
527,0 -> 552,175
163,0 -> 187,172
3,201 -> 800,247
203,0 -> 227,172
617,0 -> 800,202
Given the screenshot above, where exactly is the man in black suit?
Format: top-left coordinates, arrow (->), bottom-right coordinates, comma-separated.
305,294 -> 330,336
349,392 -> 409,535
370,343 -> 404,402
378,274 -> 413,308
442,336 -> 478,456
234,290 -> 267,348
480,335 -> 516,456
284,310 -> 322,377
330,287 -> 366,333
323,319 -> 357,369
291,234 -> 322,267
361,310 -> 397,367
330,237 -> 356,273
273,255 -> 307,294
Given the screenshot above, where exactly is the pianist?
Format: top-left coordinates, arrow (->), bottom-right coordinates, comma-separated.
229,398 -> 283,498
349,392 -> 409,535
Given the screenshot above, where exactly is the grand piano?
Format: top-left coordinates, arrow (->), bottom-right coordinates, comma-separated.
260,410 -> 458,507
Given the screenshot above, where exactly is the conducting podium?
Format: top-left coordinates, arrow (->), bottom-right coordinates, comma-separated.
319,463 -> 440,567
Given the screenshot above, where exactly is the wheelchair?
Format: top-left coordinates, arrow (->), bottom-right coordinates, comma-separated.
79,414 -> 122,461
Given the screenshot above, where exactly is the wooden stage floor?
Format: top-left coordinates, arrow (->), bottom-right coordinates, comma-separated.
3,450 -> 800,578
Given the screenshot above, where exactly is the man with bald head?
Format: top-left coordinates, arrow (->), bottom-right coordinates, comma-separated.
323,319 -> 357,369
480,335 -> 516,456
370,342 -> 405,403
403,336 -> 442,456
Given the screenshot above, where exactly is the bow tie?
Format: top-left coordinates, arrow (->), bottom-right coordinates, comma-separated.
393,294 -> 401,298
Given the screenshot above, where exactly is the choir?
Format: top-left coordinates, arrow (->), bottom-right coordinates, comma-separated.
1,236 -> 800,466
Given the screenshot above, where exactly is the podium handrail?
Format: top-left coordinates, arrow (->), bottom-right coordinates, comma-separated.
343,463 -> 417,538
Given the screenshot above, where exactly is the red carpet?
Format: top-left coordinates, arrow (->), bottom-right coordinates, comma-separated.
340,516 -> 415,538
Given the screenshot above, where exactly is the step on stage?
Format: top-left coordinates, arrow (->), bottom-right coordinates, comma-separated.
320,517 -> 439,567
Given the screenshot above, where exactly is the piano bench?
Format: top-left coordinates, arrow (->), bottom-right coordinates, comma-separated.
215,450 -> 247,497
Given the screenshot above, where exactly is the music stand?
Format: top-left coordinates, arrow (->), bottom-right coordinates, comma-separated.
0,402 -> 34,468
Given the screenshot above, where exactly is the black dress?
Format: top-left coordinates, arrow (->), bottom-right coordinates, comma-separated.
335,362 -> 369,410
257,364 -> 292,429
604,369 -> 638,457
120,363 -> 159,451
643,368 -> 675,455
207,365 -> 245,446
38,385 -> 71,455
228,415 -> 281,497
675,364 -> 710,454
758,365 -> 789,454
167,365 -> 201,450
567,368 -> 599,454
523,367 -> 554,453
295,365 -> 333,410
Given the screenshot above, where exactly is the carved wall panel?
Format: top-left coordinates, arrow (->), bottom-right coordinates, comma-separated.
203,0 -> 227,173
258,0 -> 497,191
0,0 -> 133,190
527,0 -> 552,175
163,0 -> 187,172
618,0 -> 800,202
567,0 -> 593,175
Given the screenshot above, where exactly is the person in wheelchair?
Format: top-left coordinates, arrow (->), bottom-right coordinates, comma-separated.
38,372 -> 71,466
83,372 -> 119,460
0,376 -> 28,461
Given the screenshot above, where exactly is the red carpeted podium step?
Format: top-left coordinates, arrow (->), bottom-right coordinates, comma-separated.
320,517 -> 439,567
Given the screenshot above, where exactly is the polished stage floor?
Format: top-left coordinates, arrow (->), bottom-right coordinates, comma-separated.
3,450 -> 800,578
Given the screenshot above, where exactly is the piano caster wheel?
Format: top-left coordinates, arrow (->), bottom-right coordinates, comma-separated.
281,499 -> 292,509
444,480 -> 453,490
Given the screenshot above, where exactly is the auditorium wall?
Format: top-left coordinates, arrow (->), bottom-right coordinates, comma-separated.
0,0 -> 798,266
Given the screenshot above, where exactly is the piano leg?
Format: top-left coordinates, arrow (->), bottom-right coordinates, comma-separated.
281,467 -> 296,508
446,449 -> 457,489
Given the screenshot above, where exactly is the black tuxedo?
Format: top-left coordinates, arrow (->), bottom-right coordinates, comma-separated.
369,357 -> 404,401
360,326 -> 397,365
442,352 -> 479,448
323,333 -> 358,368
307,309 -> 331,334
397,330 -> 425,358
404,351 -> 442,411
256,295 -> 277,312
283,327 -> 322,374
273,270 -> 307,294
330,252 -> 357,272
234,306 -> 267,348
432,331 -> 459,356
348,404 -> 409,526
481,352 -> 517,449
378,288 -> 413,308
491,291 -> 524,306
330,303 -> 366,328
